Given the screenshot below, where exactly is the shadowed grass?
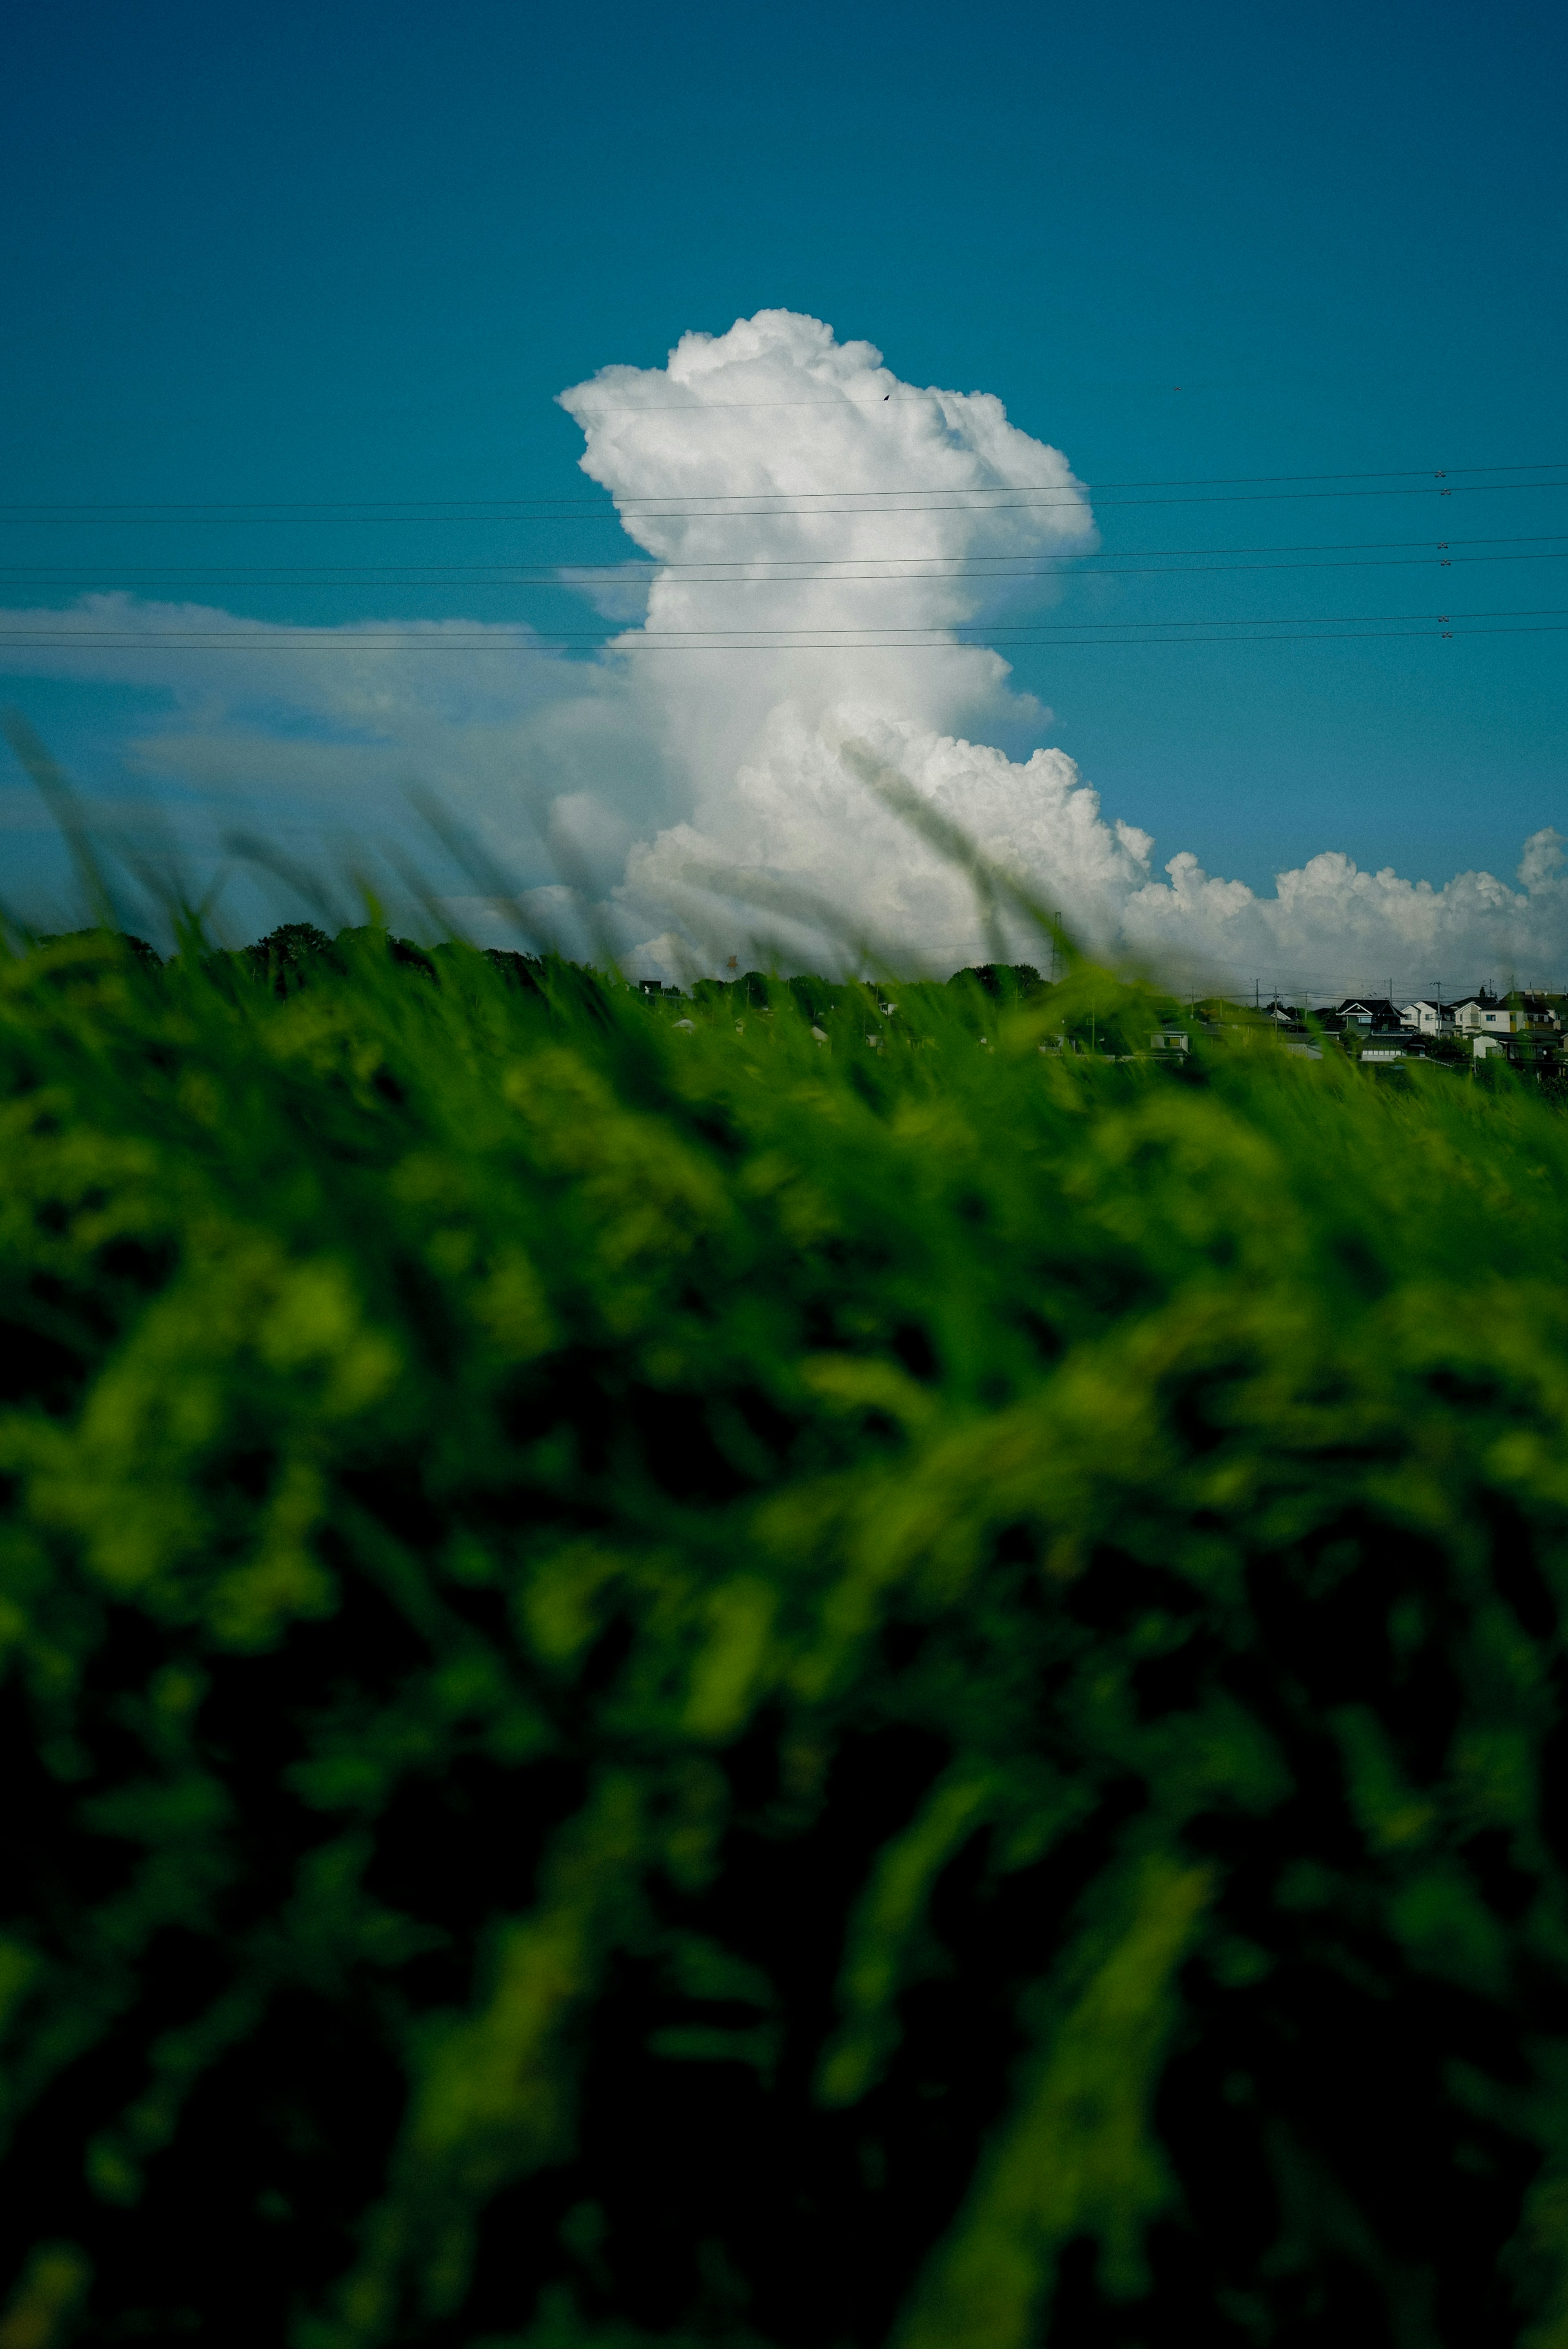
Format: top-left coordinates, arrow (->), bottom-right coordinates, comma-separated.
0,908 -> 1566,2347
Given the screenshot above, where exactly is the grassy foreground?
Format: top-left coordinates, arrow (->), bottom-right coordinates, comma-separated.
3,923 -> 1568,2348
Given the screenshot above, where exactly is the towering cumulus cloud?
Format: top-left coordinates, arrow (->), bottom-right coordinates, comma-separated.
557,310 -> 1130,973
557,312 -> 1565,989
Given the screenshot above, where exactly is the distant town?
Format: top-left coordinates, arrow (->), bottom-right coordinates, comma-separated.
633,960 -> 1568,1073
938,967 -> 1565,1070
1245,989 -> 1565,1066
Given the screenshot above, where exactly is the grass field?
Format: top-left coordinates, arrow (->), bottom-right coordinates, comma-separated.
3,907 -> 1568,2348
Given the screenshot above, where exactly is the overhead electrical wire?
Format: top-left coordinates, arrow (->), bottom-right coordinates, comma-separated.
7,480 -> 1568,527
3,626 -> 1561,653
2,459 -> 1563,514
4,544 -> 1566,592
5,604 -> 1564,654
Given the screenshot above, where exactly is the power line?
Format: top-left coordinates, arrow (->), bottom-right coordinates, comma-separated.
2,459 -> 1562,514
6,603 -> 1565,635
2,526 -> 1562,577
5,546 -> 1567,592
6,481 -> 1564,530
0,627 -> 1557,653
4,610 -> 1563,652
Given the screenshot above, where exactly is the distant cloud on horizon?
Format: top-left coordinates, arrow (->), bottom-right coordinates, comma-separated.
2,307 -> 1564,994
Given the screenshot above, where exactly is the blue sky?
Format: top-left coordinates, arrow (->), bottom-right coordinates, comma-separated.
2,0 -> 1564,962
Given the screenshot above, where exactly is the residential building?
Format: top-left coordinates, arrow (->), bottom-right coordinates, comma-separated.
1399,1000 -> 1453,1036
1336,998 -> 1401,1030
1452,996 -> 1561,1037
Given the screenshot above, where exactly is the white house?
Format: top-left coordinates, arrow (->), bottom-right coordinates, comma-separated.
1452,998 -> 1561,1037
1399,1000 -> 1452,1035
1452,997 -> 1507,1033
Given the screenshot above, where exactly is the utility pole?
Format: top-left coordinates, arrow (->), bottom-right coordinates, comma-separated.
1049,912 -> 1062,985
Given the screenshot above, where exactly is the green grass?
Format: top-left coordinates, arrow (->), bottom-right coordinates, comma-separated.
3,916 -> 1568,2348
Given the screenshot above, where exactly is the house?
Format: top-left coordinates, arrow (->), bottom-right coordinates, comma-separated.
1452,996 -> 1561,1037
1149,1029 -> 1189,1052
1399,1000 -> 1452,1035
1337,998 -> 1401,1030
